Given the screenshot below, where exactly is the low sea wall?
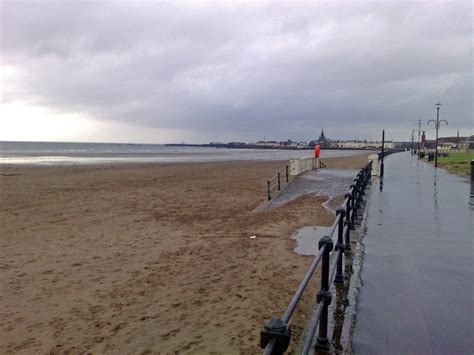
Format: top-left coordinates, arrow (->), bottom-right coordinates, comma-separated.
289,157 -> 318,176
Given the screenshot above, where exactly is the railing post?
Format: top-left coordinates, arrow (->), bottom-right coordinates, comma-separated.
354,177 -> 362,208
350,184 -> 357,227
359,173 -> 365,202
358,172 -> 365,197
315,236 -> 333,352
286,165 -> 289,182
380,129 -> 385,178
267,181 -> 271,201
344,192 -> 352,250
360,171 -> 367,196
278,172 -> 281,191
335,208 -> 346,284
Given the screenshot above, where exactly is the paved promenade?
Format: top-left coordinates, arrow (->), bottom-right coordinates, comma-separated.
268,168 -> 358,208
353,152 -> 473,354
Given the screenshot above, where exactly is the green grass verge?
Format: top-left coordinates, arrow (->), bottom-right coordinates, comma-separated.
435,152 -> 474,177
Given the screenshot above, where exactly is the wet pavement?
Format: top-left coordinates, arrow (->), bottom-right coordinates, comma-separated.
353,152 -> 473,354
268,169 -> 358,209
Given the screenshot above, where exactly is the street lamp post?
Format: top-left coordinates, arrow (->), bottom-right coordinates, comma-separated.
427,103 -> 448,168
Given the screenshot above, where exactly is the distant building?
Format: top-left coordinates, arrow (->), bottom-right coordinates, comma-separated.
394,141 -> 412,149
438,136 -> 469,144
330,139 -> 393,149
458,135 -> 474,152
279,139 -> 307,148
318,129 -> 330,148
309,129 -> 331,148
255,140 -> 279,147
422,131 -> 470,150
421,131 -> 435,149
280,139 -> 297,148
296,141 -> 308,149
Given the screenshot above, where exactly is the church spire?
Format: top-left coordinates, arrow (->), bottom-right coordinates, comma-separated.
320,129 -> 325,140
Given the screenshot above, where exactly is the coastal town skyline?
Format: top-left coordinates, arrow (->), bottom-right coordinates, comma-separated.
0,126 -> 469,149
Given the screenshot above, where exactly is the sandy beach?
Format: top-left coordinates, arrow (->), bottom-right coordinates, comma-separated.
1,154 -> 370,354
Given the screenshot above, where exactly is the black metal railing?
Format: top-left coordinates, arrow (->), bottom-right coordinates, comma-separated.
267,165 -> 289,201
260,161 -> 373,354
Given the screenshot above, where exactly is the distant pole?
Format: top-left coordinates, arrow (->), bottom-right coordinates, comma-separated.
380,130 -> 385,177
435,105 -> 440,167
470,161 -> 474,207
471,160 -> 474,182
417,119 -> 422,152
427,103 -> 448,168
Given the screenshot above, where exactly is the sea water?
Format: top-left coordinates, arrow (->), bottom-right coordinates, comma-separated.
0,141 -> 365,166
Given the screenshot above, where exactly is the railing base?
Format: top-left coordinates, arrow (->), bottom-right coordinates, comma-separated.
314,337 -> 331,352
260,316 -> 291,354
334,275 -> 344,284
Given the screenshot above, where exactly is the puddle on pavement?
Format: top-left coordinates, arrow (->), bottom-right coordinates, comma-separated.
269,169 -> 358,209
289,169 -> 360,256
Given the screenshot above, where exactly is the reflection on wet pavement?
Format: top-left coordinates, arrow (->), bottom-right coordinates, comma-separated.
469,178 -> 474,208
353,152 -> 473,354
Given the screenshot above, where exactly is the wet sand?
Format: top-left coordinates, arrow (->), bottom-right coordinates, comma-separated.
1,154 -> 370,353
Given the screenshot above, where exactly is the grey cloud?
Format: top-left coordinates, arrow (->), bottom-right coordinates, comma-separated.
1,1 -> 472,143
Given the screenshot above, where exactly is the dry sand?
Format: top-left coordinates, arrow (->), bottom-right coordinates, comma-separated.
0,154 -> 370,354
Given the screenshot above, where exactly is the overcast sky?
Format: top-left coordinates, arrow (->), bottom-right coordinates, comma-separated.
1,1 -> 472,144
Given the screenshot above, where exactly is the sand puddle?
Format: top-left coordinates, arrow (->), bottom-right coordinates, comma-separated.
290,225 -> 333,256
